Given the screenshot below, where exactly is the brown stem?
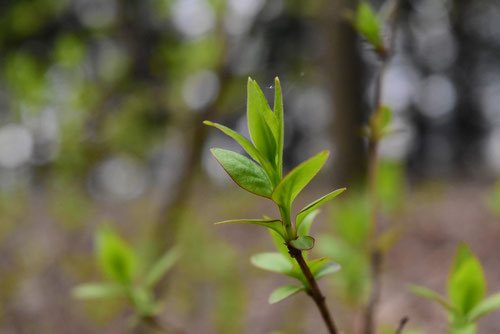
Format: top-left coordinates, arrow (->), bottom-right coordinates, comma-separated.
142,315 -> 189,334
363,249 -> 383,334
288,246 -> 338,334
395,316 -> 409,334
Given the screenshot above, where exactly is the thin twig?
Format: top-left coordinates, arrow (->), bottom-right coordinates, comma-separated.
142,315 -> 189,334
288,246 -> 338,334
363,1 -> 400,334
395,316 -> 409,334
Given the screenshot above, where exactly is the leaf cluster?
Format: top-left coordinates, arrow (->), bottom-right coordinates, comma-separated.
411,243 -> 500,334
205,77 -> 345,303
73,225 -> 180,318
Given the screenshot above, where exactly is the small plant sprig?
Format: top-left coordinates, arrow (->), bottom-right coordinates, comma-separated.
73,225 -> 181,333
205,77 -> 345,334
411,243 -> 500,334
351,2 -> 401,333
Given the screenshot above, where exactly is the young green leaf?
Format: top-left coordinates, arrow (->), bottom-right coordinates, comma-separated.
145,246 -> 180,288
215,218 -> 285,239
297,209 -> 320,237
72,282 -> 127,300
250,252 -> 293,275
308,257 -> 341,280
289,235 -> 315,251
273,77 -> 284,177
272,150 -> 329,208
468,292 -> 500,321
409,285 -> 455,313
203,121 -> 277,183
296,188 -> 346,228
247,78 -> 278,165
97,226 -> 137,283
448,245 -> 486,315
354,2 -> 384,52
268,285 -> 304,304
211,148 -> 273,197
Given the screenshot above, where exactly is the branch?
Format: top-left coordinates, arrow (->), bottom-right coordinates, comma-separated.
288,246 -> 338,334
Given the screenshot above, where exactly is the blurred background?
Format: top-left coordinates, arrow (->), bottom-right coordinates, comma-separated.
0,0 -> 499,333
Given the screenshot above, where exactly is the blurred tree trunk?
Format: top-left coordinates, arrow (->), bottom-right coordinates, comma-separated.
321,0 -> 367,186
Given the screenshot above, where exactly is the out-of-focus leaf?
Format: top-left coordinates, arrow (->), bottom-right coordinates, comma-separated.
354,2 -> 384,51
468,292 -> 500,321
448,244 -> 485,315
296,188 -> 346,228
297,209 -> 319,237
272,151 -> 329,208
247,78 -> 278,165
203,121 -> 276,183
289,235 -> 315,250
130,286 -> 157,316
72,282 -> 127,300
250,252 -> 293,275
268,285 -> 304,304
215,218 -> 285,239
409,285 -> 455,313
375,225 -> 402,253
145,246 -> 180,288
211,148 -> 273,197
97,226 -> 137,283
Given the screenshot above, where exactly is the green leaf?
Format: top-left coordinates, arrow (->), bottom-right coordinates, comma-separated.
409,285 -> 455,313
250,252 -> 293,275
211,148 -> 273,197
289,235 -> 315,250
130,286 -> 157,316
448,244 -> 486,315
375,225 -> 402,253
354,2 -> 384,51
296,188 -> 346,228
269,229 -> 290,257
268,285 -> 304,304
203,120 -> 277,184
297,209 -> 319,237
308,258 -> 341,280
273,77 -> 284,178
272,151 -> 329,208
145,246 -> 180,288
215,218 -> 285,239
369,105 -> 393,139
468,292 -> 500,321
97,226 -> 137,283
72,282 -> 127,300
247,78 -> 278,166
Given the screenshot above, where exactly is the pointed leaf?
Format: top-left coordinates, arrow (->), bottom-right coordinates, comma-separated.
269,285 -> 304,304
145,246 -> 180,288
296,188 -> 346,228
72,282 -> 127,300
308,258 -> 341,280
215,219 -> 285,239
97,226 -> 137,283
289,235 -> 315,250
468,292 -> 500,321
203,121 -> 276,183
247,78 -> 278,165
354,2 -> 384,51
273,77 -> 284,177
297,209 -> 320,237
211,148 -> 273,197
250,252 -> 293,274
409,285 -> 455,313
448,244 -> 486,315
272,151 -> 329,208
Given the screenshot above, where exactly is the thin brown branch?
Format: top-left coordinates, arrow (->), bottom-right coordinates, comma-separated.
363,1 -> 400,334
288,246 -> 338,334
395,316 -> 409,334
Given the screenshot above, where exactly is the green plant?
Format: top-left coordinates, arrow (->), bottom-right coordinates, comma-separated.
73,225 -> 180,332
205,77 -> 345,334
411,243 -> 500,334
